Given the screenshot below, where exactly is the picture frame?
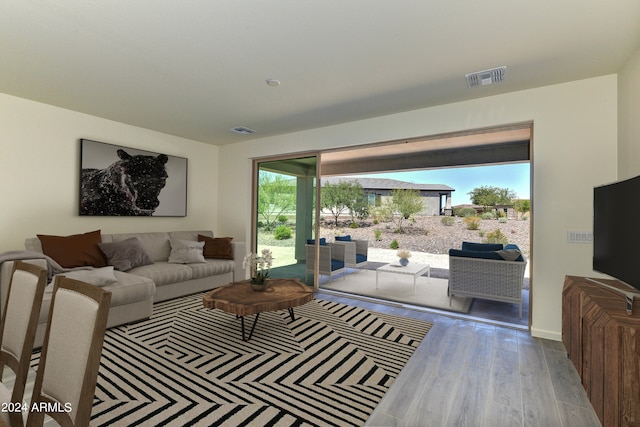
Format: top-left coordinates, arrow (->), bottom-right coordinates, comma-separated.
79,139 -> 188,217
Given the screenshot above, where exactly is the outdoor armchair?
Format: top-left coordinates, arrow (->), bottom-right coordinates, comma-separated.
305,240 -> 346,282
448,242 -> 527,318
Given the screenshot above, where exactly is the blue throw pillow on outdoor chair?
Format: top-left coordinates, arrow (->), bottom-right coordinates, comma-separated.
461,242 -> 503,252
306,238 -> 327,245
335,235 -> 352,242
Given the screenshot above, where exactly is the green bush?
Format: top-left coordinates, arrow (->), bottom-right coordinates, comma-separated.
455,207 -> 477,217
277,214 -> 288,223
441,216 -> 455,226
498,217 -> 507,223
273,225 -> 292,240
481,211 -> 496,220
463,216 -> 481,230
374,229 -> 382,241
390,239 -> 399,249
349,222 -> 359,228
484,229 -> 508,245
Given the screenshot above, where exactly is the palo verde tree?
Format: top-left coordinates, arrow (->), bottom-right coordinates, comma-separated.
321,180 -> 366,226
386,188 -> 424,233
257,173 -> 295,230
468,185 -> 517,212
345,182 -> 370,225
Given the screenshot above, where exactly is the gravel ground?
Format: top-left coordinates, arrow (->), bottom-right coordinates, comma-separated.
317,215 -> 531,259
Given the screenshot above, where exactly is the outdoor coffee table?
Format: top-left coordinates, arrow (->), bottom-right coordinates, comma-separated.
202,278 -> 313,341
375,262 -> 431,295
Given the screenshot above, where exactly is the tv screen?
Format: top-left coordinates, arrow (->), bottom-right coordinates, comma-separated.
593,175 -> 640,291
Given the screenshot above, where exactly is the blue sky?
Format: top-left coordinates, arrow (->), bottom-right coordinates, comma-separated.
357,162 -> 530,206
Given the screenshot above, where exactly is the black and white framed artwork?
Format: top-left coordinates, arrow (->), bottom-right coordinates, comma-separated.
79,139 -> 188,216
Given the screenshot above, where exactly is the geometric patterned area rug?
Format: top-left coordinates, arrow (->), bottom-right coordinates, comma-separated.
31,293 -> 431,426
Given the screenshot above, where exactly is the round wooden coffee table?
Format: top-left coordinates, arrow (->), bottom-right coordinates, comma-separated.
202,278 -> 313,341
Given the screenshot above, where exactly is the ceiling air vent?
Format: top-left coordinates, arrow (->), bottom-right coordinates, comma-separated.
228,126 -> 256,135
465,66 -> 507,88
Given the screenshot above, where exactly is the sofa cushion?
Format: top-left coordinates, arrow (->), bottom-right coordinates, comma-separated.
198,235 -> 234,259
49,267 -> 117,288
168,239 -> 206,264
38,271 -> 155,323
188,259 -> 235,280
335,235 -> 352,242
330,259 -> 345,271
461,242 -> 503,252
98,238 -> 154,271
37,230 -> 107,268
127,262 -> 193,287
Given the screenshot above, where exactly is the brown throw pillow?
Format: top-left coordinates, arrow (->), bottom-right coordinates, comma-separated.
37,230 -> 107,268
98,237 -> 154,271
198,235 -> 234,259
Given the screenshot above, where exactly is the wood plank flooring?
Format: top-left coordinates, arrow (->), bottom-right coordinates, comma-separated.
317,292 -> 602,427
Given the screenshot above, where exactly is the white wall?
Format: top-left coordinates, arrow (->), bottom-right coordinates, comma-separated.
0,93 -> 219,251
618,46 -> 640,179
219,75 -> 619,340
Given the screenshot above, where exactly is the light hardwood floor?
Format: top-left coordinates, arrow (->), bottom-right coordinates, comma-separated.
317,292 -> 602,427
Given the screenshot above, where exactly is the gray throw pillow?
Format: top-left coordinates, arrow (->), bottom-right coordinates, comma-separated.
168,239 -> 206,264
98,237 -> 154,271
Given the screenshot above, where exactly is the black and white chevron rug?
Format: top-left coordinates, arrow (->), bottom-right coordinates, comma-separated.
33,293 -> 432,426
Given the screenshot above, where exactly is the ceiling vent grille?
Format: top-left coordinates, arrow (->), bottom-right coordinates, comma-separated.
228,126 -> 256,135
465,66 -> 507,88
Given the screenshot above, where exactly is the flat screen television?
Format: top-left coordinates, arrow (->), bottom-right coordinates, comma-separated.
593,175 -> 640,292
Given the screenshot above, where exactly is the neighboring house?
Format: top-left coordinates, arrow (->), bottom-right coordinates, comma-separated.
322,176 -> 455,216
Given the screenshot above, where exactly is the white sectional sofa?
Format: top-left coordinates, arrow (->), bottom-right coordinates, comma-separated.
0,230 -> 246,347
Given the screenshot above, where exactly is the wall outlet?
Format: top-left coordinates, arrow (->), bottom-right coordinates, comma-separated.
567,231 -> 593,244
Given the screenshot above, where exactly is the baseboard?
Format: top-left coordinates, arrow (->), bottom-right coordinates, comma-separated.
530,327 -> 561,341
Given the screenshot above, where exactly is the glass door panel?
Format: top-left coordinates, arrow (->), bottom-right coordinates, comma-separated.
254,155 -> 318,288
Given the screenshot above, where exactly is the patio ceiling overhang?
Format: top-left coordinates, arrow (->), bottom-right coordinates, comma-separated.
320,124 -> 531,176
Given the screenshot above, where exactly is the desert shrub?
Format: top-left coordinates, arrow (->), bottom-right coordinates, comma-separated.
349,222 -> 359,228
390,239 -> 399,249
374,229 -> 382,241
372,206 -> 393,223
481,211 -> 496,220
484,229 -> 508,245
464,216 -> 481,230
277,214 -> 288,223
498,217 -> 507,223
455,207 -> 477,217
273,225 -> 292,240
441,216 -> 455,226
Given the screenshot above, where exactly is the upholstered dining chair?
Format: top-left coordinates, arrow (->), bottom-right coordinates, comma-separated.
0,261 -> 47,427
26,276 -> 111,427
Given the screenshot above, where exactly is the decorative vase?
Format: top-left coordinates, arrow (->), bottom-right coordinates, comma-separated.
250,277 -> 268,291
399,258 -> 409,266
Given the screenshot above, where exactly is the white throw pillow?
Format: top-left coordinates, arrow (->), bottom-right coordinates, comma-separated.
46,266 -> 118,292
168,239 -> 206,264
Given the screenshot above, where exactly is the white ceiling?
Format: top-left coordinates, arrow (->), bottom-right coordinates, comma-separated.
2,1 -> 639,146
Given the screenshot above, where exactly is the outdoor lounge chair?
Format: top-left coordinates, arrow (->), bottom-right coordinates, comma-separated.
333,235 -> 368,271
305,240 -> 346,282
448,242 -> 527,318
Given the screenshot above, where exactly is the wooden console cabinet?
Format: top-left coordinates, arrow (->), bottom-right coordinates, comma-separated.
562,276 -> 640,427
